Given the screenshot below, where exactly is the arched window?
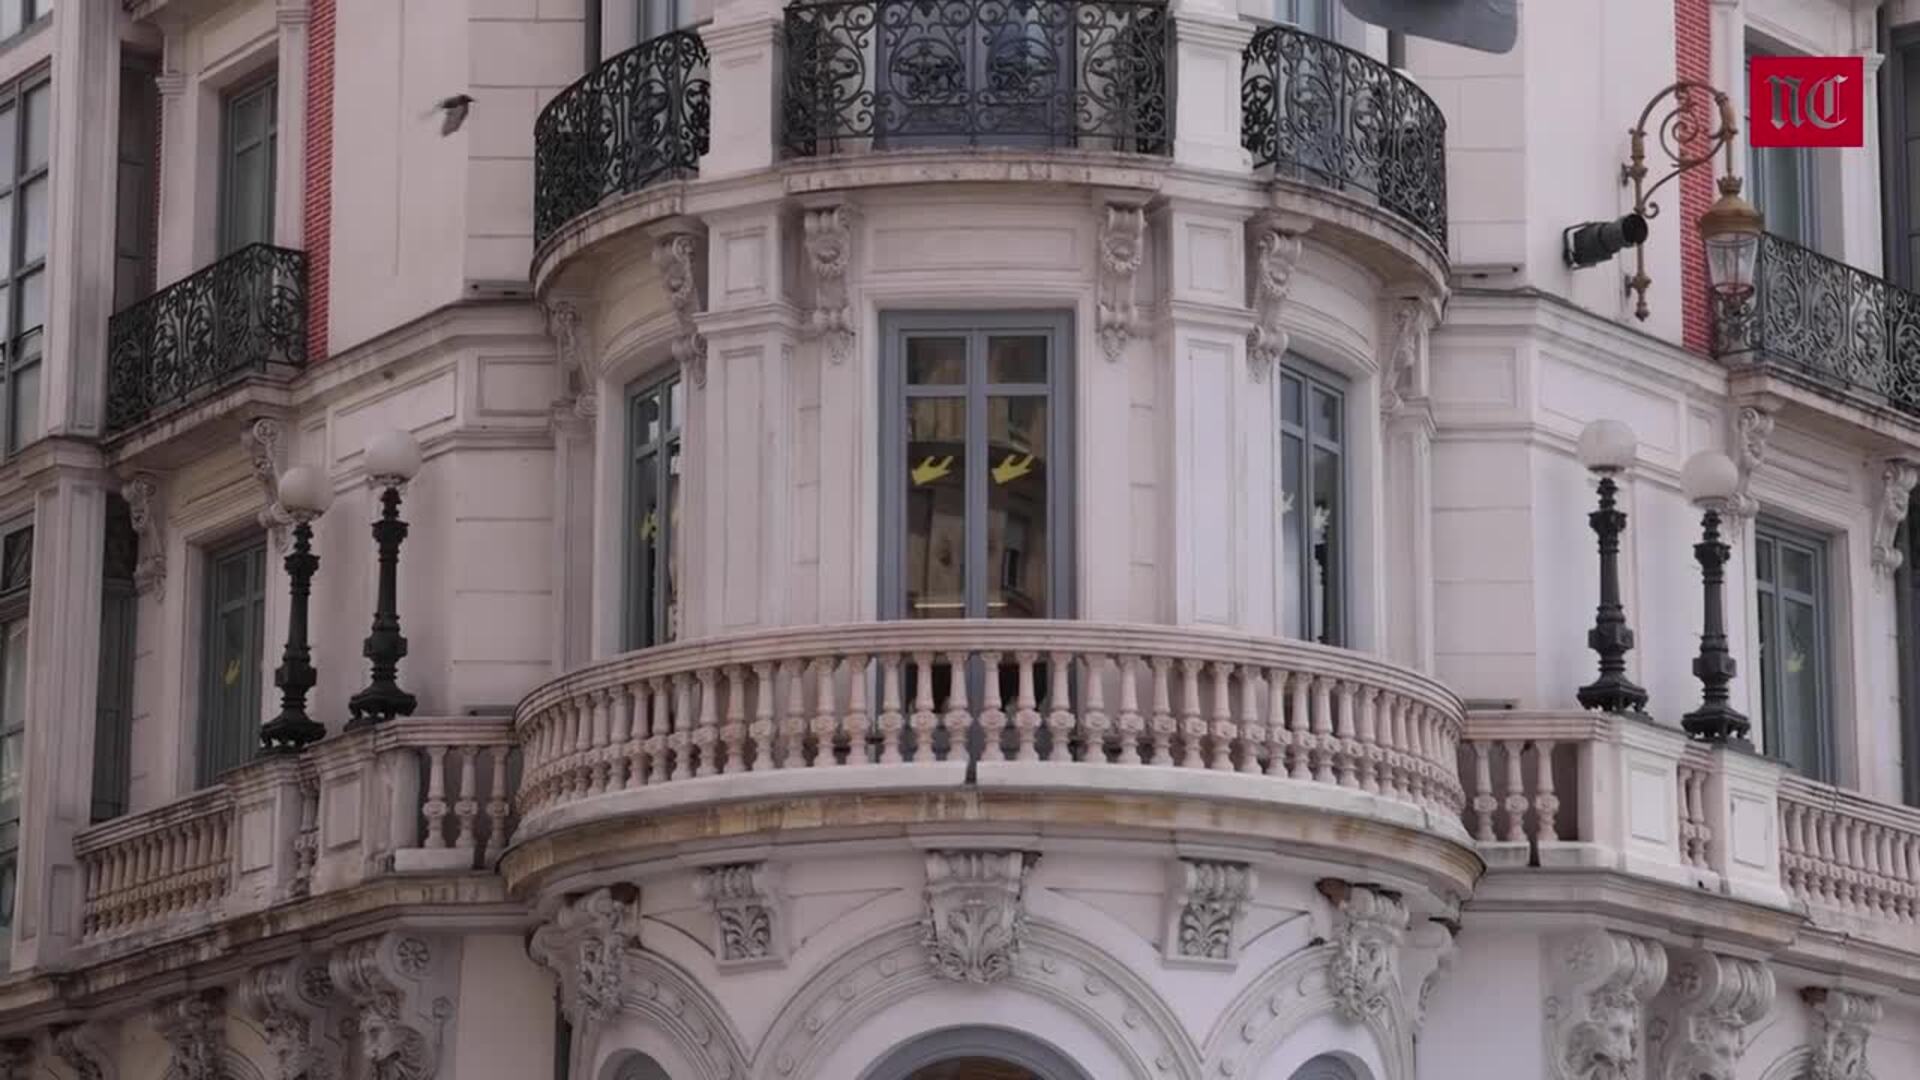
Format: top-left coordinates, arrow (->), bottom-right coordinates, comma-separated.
862,1028 -> 1090,1080
612,1052 -> 672,1080
1290,1054 -> 1362,1080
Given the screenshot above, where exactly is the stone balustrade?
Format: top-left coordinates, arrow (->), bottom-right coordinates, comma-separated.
514,620 -> 1468,841
1780,775 -> 1920,927
68,717 -> 515,952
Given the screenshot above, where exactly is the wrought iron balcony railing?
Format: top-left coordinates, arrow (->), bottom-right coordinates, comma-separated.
1240,24 -> 1448,251
534,30 -> 711,244
1713,232 -> 1920,416
782,0 -> 1171,158
104,244 -> 308,435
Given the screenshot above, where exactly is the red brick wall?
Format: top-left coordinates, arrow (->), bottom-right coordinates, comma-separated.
303,0 -> 335,365
1677,0 -> 1713,353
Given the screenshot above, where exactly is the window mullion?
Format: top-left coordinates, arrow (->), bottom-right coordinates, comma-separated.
966,331 -> 988,619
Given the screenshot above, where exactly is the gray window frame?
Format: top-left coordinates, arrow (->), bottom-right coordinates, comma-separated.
637,0 -> 686,40
1279,357 -> 1348,647
859,1027 -> 1093,1080
0,67 -> 50,455
92,495 -> 137,823
1273,0 -> 1333,35
0,521 -> 30,946
879,311 -> 1076,621
114,53 -> 160,313
1745,38 -> 1819,251
0,0 -> 48,47
219,74 -> 278,257
624,370 -> 683,650
196,534 -> 268,786
1754,518 -> 1834,782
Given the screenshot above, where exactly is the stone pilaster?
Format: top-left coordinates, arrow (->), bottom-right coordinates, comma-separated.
697,0 -> 785,177
1381,294 -> 1440,673
275,0 -> 313,249
1169,0 -> 1254,172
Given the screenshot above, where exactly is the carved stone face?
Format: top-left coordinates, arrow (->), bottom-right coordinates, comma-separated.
1567,1005 -> 1640,1080
361,1013 -> 398,1066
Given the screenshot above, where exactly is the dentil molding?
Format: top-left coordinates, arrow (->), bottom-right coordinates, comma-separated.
654,232 -> 708,390
1871,459 -> 1918,584
329,933 -> 455,1080
1647,950 -> 1775,1080
1544,929 -> 1668,1080
241,953 -> 343,1080
1164,858 -> 1255,964
241,417 -> 293,552
694,862 -> 786,967
527,884 -> 640,1028
1247,216 -> 1306,383
802,205 -> 854,364
921,850 -> 1035,984
1096,203 -> 1145,362
1803,987 -> 1881,1080
1320,880 -> 1409,1024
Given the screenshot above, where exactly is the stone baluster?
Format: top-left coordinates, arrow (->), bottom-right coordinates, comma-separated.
721,667 -> 748,774
844,655 -> 871,765
1080,655 -> 1112,764
1288,671 -> 1312,780
978,653 -> 1008,762
750,664 -> 776,771
946,651 -> 975,762
1046,652 -> 1074,764
422,746 -> 450,849
1309,676 -> 1335,784
1532,740 -> 1559,843
694,669 -> 721,777
590,690 -> 612,794
1177,659 -> 1205,769
485,745 -> 511,862
1149,657 -> 1175,767
1501,740 -> 1528,843
1265,669 -> 1290,777
1236,665 -> 1263,775
1207,662 -> 1234,772
779,660 -> 809,769
453,747 -> 480,854
670,674 -> 696,781
608,687 -> 632,789
1014,653 -> 1043,762
909,653 -> 939,764
1470,740 -> 1497,842
1115,656 -> 1144,766
812,658 -> 840,768
1334,681 -> 1359,789
1357,688 -> 1381,794
877,655 -> 906,765
648,679 -> 672,784
625,683 -> 649,788
570,696 -> 591,798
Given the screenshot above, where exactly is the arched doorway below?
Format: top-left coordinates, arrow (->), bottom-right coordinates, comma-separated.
1289,1053 -> 1363,1080
862,1028 -> 1091,1080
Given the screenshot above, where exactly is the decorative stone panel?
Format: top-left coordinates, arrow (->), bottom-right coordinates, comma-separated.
1163,858 -> 1255,964
921,850 -> 1035,984
695,862 -> 785,967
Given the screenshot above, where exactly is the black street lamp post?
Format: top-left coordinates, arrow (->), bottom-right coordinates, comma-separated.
1680,450 -> 1751,745
260,465 -> 334,753
1574,420 -> 1650,715
348,430 -> 422,729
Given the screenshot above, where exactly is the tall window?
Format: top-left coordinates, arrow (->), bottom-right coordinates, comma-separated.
637,0 -> 685,40
0,525 -> 31,944
882,314 -> 1071,620
1746,43 -> 1817,249
1279,362 -> 1345,645
114,55 -> 159,311
1755,521 -> 1833,781
1883,27 -> 1920,289
220,77 -> 277,256
0,0 -> 48,44
626,375 -> 682,650
0,72 -> 50,455
92,497 -> 136,823
1273,0 -> 1332,35
197,537 -> 267,785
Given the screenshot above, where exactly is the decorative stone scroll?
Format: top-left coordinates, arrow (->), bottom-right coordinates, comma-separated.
1097,203 -> 1146,362
1165,859 -> 1255,963
803,205 -> 854,364
654,232 -> 707,389
1803,987 -> 1881,1080
122,472 -> 166,596
1380,294 -> 1440,416
242,417 -> 294,552
1724,406 -> 1773,538
242,954 -> 342,1080
1872,459 -> 1919,583
527,885 -> 639,1028
1320,880 -> 1409,1023
695,863 -> 784,966
541,298 -> 596,421
1648,950 -> 1775,1080
153,989 -> 226,1080
50,1023 -> 115,1080
1246,218 -> 1306,383
922,850 -> 1035,984
1544,929 -> 1668,1080
330,933 -> 454,1080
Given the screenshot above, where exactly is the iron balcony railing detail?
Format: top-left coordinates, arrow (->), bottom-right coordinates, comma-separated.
534,30 -> 711,245
1241,24 -> 1448,251
1713,232 -> 1920,414
104,243 -> 308,435
782,0 -> 1172,158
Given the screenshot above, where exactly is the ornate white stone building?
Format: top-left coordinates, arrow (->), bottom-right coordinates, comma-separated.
0,0 -> 1912,1077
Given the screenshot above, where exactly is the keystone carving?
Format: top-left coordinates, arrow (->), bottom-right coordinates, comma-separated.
1647,950 -> 1774,1080
153,989 -> 226,1080
1545,929 -> 1668,1080
1247,220 -> 1305,383
1320,880 -> 1408,1023
241,954 -> 342,1080
541,298 -> 596,421
803,205 -> 854,364
695,863 -> 784,966
1097,203 -> 1146,362
654,232 -> 707,390
330,933 -> 453,1080
242,417 -> 293,552
122,472 -> 166,596
1872,459 -> 1919,583
527,885 -> 639,1027
921,850 -> 1035,984
1803,987 -> 1881,1080
1166,859 -> 1255,962
51,1023 -> 115,1080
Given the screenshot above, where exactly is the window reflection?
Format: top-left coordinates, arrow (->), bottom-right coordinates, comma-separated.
1279,365 -> 1344,645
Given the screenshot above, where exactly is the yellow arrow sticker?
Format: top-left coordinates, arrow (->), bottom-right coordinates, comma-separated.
992,453 -> 1036,485
639,510 -> 658,540
911,455 -> 956,486
224,658 -> 242,687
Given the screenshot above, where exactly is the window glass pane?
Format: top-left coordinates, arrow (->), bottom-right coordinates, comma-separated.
1310,444 -> 1340,643
1779,596 -> 1823,772
27,0 -> 44,22
1781,543 -> 1815,595
1312,385 -> 1341,443
20,175 -> 44,264
1757,538 -> 1775,581
633,390 -> 661,448
1281,372 -> 1302,425
908,336 -> 966,386
1281,431 -> 1303,639
10,362 -> 37,449
631,446 -> 661,646
22,85 -> 46,172
0,618 -> 26,824
987,335 -> 1047,384
201,543 -> 265,783
17,269 -> 41,334
1,528 -> 28,593
0,852 -> 15,935
0,106 -> 17,188
0,194 -> 14,279
986,395 -> 1047,618
665,441 -> 681,642
905,397 -> 967,618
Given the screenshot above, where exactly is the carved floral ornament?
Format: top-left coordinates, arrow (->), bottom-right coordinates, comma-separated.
329,933 -> 452,1080
241,954 -> 341,1080
1545,929 -> 1668,1080
695,863 -> 784,966
1247,218 -> 1307,383
1320,880 -> 1409,1024
242,417 -> 294,552
1167,858 -> 1256,962
802,205 -> 854,365
1097,202 -> 1146,362
153,989 -> 227,1080
921,850 -> 1036,984
654,232 -> 708,390
1872,458 -> 1919,582
1803,987 -> 1881,1080
527,884 -> 640,1028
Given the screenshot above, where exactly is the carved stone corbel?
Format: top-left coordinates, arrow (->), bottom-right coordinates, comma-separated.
541,298 -> 596,422
527,885 -> 639,1028
654,231 -> 708,390
1646,950 -> 1774,1080
1724,406 -> 1773,537
330,933 -> 454,1080
695,863 -> 785,967
242,417 -> 293,552
50,1023 -> 116,1080
1097,203 -> 1146,362
1409,915 -> 1460,1033
1381,294 -> 1441,416
1544,929 -> 1668,1080
1246,218 -> 1306,383
241,954 -> 343,1080
803,205 -> 854,364
922,850 -> 1035,984
1803,987 -> 1880,1080
153,988 -> 226,1080
1872,459 -> 1919,583
122,472 -> 166,596
1164,859 -> 1255,963
1319,880 -> 1408,1024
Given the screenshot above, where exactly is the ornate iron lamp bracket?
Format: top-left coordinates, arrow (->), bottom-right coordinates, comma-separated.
1620,80 -> 1740,321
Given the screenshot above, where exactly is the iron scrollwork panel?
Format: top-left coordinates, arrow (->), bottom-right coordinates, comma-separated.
533,30 -> 712,244
1240,23 -> 1448,251
105,244 -> 309,435
782,0 -> 1169,156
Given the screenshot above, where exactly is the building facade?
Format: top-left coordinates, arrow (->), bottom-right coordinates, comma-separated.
0,0 -> 1908,1077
